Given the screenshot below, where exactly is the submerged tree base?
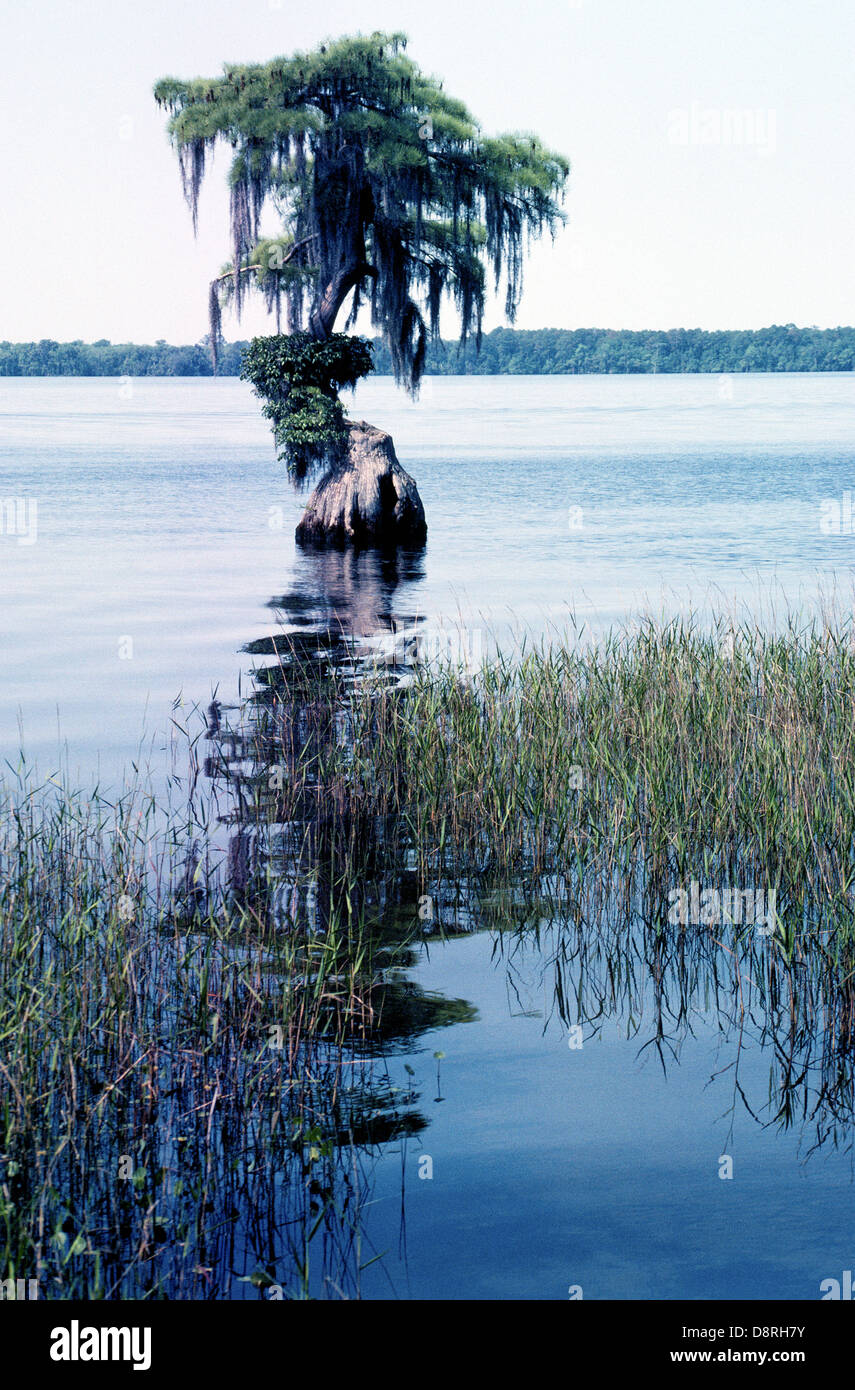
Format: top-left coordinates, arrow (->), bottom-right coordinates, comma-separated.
295,421 -> 427,547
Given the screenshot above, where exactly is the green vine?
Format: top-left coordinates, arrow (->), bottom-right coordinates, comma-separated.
240,333 -> 374,484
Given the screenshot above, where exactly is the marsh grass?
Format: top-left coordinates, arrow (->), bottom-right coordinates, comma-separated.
341,611 -> 855,1146
4,609 -> 855,1297
345,613 -> 855,931
0,754 -> 398,1300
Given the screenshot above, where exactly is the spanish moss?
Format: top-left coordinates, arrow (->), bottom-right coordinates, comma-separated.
155,32 -> 569,386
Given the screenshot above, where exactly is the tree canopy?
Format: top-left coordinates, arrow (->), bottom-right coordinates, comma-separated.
154,32 -> 569,387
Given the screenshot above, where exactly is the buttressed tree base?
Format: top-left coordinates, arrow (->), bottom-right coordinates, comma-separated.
295,421 -> 426,546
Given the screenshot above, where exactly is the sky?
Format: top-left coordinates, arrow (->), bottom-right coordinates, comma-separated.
2,0 -> 854,343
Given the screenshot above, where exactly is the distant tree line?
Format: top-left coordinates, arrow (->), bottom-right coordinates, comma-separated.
2,325 -> 853,377
0,339 -> 245,376
375,325 -> 855,374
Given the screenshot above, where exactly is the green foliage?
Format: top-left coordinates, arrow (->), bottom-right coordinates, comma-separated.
0,338 -> 244,376
3,325 -> 855,378
4,325 -> 854,378
370,324 -> 855,375
240,333 -> 374,483
154,32 -> 569,386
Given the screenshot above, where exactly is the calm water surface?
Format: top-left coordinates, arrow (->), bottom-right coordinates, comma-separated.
4,372 -> 855,778
3,372 -> 855,1299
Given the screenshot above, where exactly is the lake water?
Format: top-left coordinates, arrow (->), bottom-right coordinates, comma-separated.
3,372 -> 855,1300
4,373 -> 855,782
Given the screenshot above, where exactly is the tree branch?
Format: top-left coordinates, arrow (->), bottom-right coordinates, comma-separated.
210,234 -> 318,286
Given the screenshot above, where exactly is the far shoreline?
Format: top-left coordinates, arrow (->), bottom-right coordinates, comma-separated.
3,324 -> 854,378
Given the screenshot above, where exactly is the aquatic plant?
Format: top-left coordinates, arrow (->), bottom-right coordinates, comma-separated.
6,608 -> 855,1299
0,752 -> 420,1299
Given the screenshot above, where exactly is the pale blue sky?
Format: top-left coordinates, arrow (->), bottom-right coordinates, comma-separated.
2,0 -> 853,342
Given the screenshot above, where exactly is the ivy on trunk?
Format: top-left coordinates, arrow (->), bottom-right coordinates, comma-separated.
240,333 -> 373,483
